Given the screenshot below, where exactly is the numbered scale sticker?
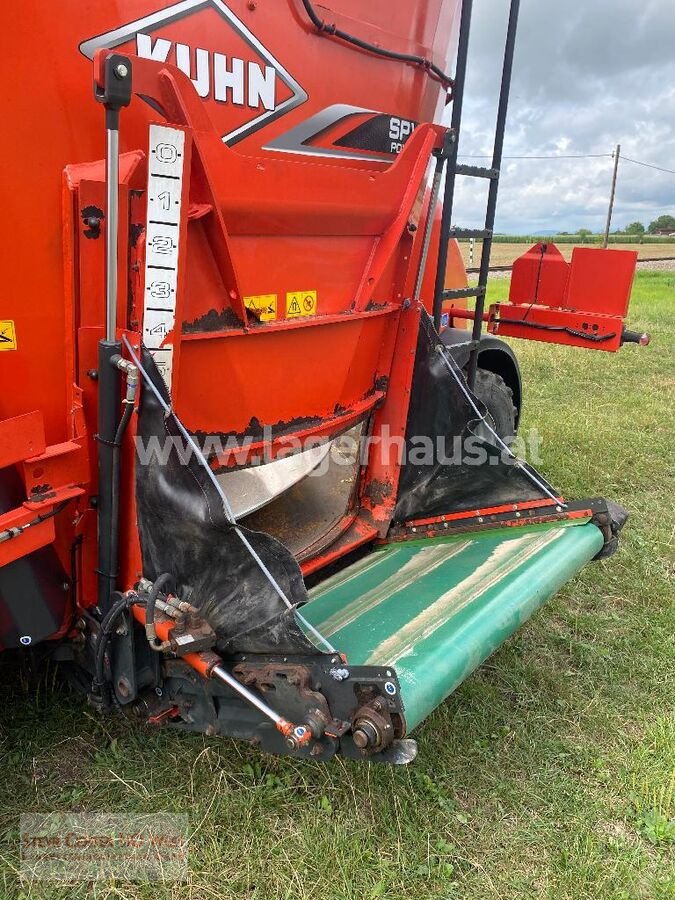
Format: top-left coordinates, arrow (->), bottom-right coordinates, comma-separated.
143,124 -> 187,389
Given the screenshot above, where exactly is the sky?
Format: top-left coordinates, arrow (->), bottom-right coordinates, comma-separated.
448,0 -> 675,234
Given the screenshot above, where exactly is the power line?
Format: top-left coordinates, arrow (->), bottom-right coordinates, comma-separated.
458,153 -> 611,159
458,152 -> 675,174
621,155 -> 675,176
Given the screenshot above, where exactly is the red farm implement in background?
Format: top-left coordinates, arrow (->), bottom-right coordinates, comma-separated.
0,0 -> 649,762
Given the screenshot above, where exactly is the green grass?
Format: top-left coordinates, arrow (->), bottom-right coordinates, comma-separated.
1,272 -> 674,899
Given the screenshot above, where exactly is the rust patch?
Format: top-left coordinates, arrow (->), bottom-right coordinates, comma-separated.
129,222 -> 144,248
28,484 -> 53,499
194,412 -> 325,471
364,478 -> 394,505
182,307 -> 244,333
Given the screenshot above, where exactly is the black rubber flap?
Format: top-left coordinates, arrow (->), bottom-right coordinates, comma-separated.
135,350 -> 322,656
395,312 -> 557,522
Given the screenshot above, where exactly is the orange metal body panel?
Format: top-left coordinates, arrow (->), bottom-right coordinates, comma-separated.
0,413 -> 46,470
0,1 -> 466,637
497,242 -> 638,351
509,242 -> 638,317
565,247 -> 637,317
0,0 -> 460,432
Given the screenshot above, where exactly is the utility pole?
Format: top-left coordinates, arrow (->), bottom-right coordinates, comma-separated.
603,143 -> 620,248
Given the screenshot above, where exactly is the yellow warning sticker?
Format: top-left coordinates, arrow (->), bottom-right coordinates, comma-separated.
286,290 -> 317,318
244,294 -> 277,322
0,320 -> 17,351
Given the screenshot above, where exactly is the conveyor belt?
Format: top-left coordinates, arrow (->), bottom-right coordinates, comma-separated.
303,522 -> 603,731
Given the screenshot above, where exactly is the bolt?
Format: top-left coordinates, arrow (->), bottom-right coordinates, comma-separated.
384,681 -> 397,696
352,720 -> 379,750
154,686 -> 163,697
87,369 -> 98,380
19,635 -> 32,646
352,729 -> 368,749
62,581 -> 71,592
329,667 -> 350,682
114,62 -> 129,79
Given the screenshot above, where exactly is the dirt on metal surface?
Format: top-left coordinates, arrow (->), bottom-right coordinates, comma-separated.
241,428 -> 362,560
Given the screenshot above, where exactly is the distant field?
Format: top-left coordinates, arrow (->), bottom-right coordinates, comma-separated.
460,240 -> 675,269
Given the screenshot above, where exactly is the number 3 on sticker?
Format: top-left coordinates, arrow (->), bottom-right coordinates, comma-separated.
286,291 -> 317,318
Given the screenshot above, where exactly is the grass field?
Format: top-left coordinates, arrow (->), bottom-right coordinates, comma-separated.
460,241 -> 675,268
1,272 -> 673,899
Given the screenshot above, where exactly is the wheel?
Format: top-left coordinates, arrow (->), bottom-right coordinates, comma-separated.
471,368 -> 517,443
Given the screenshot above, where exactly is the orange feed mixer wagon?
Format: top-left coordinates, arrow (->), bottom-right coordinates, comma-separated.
0,1 -> 649,762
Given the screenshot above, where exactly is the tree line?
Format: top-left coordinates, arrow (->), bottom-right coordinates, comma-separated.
621,214 -> 675,235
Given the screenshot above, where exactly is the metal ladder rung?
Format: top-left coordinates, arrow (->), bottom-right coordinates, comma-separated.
455,164 -> 499,180
443,286 -> 485,300
448,227 -> 493,239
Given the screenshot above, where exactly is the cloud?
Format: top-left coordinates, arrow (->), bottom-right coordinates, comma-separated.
447,0 -> 675,232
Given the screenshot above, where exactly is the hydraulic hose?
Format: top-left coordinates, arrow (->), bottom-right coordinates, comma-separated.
99,355 -> 138,612
92,590 -> 144,704
0,499 -> 71,545
145,572 -> 175,650
299,0 -> 454,88
109,393 -> 135,589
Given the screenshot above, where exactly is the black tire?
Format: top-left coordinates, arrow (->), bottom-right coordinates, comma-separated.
472,368 -> 517,443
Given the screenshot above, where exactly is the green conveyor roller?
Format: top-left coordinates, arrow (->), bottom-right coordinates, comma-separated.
302,522 -> 604,732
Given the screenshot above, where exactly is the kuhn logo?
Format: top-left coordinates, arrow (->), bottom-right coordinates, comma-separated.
80,0 -> 307,145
